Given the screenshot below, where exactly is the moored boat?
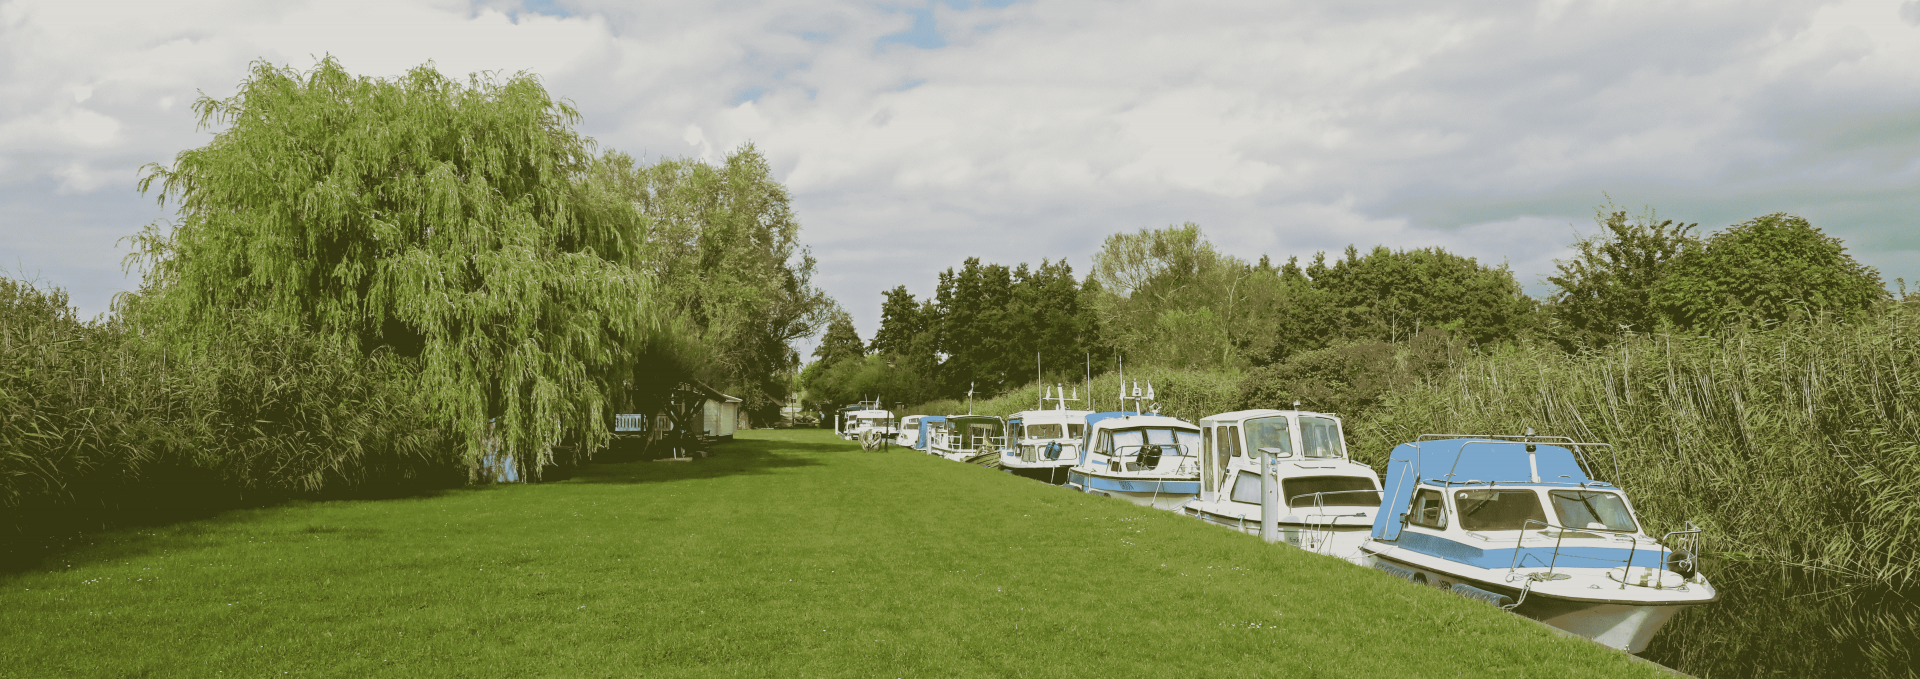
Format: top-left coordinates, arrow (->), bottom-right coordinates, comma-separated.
928,414 -> 1007,462
838,406 -> 896,443
1181,408 -> 1381,561
1000,385 -> 1091,485
1065,392 -> 1202,511
1360,434 -> 1717,653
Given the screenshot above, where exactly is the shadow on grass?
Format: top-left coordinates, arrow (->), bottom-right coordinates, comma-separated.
565,434 -> 838,485
0,462 -> 470,578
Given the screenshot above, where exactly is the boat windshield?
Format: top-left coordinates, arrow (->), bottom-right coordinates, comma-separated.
1454,489 -> 1547,531
1299,417 -> 1344,458
1283,476 -> 1380,507
1068,423 -> 1085,439
1106,427 -> 1199,456
1245,416 -> 1292,455
1549,490 -> 1639,532
1026,424 -> 1064,439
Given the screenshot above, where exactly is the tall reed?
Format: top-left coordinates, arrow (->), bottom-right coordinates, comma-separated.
1350,305 -> 1920,678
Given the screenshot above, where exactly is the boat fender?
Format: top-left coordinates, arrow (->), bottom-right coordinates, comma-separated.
1449,583 -> 1515,607
1667,548 -> 1697,579
1372,562 -> 1418,582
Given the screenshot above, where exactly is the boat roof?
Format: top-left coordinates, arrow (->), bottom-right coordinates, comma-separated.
1010,409 -> 1093,423
1372,438 -> 1612,540
917,416 -> 946,428
1200,409 -> 1339,425
945,414 -> 1003,425
847,409 -> 894,417
1089,413 -> 1198,431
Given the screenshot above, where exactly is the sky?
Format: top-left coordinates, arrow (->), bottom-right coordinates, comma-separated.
4,0 -> 1919,348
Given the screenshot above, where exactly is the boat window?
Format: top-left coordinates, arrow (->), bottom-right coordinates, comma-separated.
1201,428 -> 1215,494
1549,491 -> 1639,532
1246,417 -> 1291,455
1231,471 -> 1263,504
1026,424 -> 1064,439
1283,476 -> 1380,508
1208,428 -> 1230,490
1110,428 -> 1145,453
1409,489 -> 1447,529
1299,417 -> 1343,458
1228,426 -> 1243,457
1175,430 -> 1199,456
1454,489 -> 1547,532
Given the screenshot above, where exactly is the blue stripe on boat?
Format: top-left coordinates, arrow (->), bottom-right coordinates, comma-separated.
1069,473 -> 1199,495
1389,531 -> 1675,570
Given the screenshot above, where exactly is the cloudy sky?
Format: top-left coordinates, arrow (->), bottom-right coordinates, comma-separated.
4,0 -> 1918,342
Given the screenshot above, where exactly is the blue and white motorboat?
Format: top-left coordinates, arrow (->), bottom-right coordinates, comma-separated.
1181,409 -> 1381,561
1000,386 -> 1092,484
1360,434 -> 1717,653
895,415 -> 929,448
928,414 -> 1007,462
1065,381 -> 1202,511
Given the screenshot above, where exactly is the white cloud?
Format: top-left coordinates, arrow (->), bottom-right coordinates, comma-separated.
2,0 -> 1918,328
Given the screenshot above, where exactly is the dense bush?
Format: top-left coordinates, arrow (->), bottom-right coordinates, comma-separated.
1,277 -> 460,535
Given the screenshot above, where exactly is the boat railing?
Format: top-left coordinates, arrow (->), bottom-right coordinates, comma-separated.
1286,489 -> 1383,514
1107,443 -> 1195,473
1415,433 -> 1621,486
1505,519 -> 1701,589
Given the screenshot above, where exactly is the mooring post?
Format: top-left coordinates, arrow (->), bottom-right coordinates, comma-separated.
1261,448 -> 1280,544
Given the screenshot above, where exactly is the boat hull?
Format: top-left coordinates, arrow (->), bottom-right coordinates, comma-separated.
1003,464 -> 1073,485
1184,505 -> 1372,563
1366,551 -> 1700,654
1068,470 -> 1198,510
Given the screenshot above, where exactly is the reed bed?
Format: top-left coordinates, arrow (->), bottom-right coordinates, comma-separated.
1349,305 -> 1920,678
1,277 -> 461,541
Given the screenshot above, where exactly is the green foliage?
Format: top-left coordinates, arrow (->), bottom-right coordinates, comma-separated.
131,58 -> 653,475
1652,213 -> 1889,329
1,276 -> 458,519
1304,244 -> 1536,350
1546,206 -> 1699,348
812,311 -> 866,368
1237,330 -> 1461,417
596,145 -> 832,420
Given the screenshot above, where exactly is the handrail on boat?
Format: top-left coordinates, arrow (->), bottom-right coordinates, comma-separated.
1413,433 -> 1621,485
1502,518 -> 1704,590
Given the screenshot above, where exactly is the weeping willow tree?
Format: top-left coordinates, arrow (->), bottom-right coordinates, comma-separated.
129,58 -> 655,477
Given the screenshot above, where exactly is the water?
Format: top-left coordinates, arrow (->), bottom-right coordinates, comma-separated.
1640,561 -> 1917,678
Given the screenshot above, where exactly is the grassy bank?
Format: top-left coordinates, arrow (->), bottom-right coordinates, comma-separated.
0,429 -> 1660,677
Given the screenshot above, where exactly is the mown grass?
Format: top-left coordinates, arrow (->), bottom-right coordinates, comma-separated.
0,430 -> 1665,678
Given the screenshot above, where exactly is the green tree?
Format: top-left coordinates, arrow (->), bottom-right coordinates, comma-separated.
597,145 -> 833,421
131,58 -> 651,475
1304,245 -> 1535,348
1653,213 -> 1888,329
813,311 -> 866,368
1546,207 -> 1699,349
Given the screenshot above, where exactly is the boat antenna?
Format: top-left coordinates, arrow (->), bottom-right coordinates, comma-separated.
966,382 -> 976,415
1085,351 -> 1092,412
1037,351 -> 1043,411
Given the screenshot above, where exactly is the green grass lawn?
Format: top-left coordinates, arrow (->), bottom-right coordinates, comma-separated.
0,430 -> 1671,677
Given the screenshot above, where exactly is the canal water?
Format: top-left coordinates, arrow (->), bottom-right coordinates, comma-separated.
1639,561 -> 1916,678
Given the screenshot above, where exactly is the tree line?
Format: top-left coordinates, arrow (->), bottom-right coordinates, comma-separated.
805,206 -> 1895,415
3,58 -> 832,534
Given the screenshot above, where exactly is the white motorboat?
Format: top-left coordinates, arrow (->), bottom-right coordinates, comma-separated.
837,406 -> 896,443
1065,381 -> 1202,511
1360,434 -> 1718,653
927,415 -> 1007,462
1181,409 -> 1381,562
999,385 -> 1091,485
